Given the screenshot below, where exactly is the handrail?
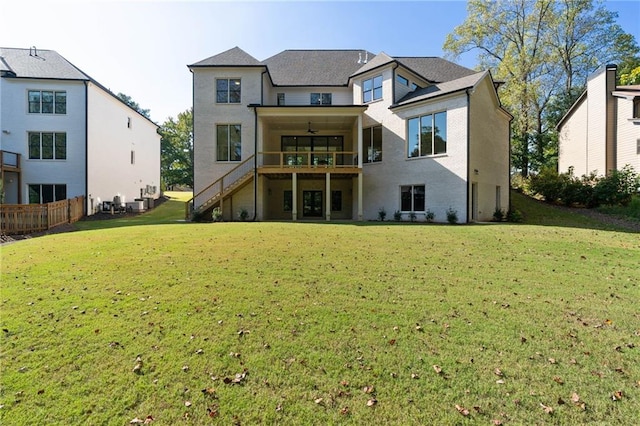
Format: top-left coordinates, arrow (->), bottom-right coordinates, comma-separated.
186,155 -> 255,217
258,151 -> 358,168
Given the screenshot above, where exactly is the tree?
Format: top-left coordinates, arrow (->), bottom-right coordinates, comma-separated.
116,92 -> 151,119
444,0 -> 639,176
159,109 -> 193,190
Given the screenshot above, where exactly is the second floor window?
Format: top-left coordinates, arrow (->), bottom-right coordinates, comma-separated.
216,79 -> 241,103
363,125 -> 382,163
28,90 -> 66,114
311,93 -> 332,105
217,124 -> 241,161
363,75 -> 382,103
407,111 -> 447,157
277,93 -> 285,106
28,132 -> 67,160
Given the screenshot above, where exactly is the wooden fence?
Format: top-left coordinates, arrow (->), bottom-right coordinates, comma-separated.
0,196 -> 85,235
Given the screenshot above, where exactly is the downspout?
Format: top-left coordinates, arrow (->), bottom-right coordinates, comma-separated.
466,88 -> 471,223
250,69 -> 267,221
391,62 -> 399,103
84,80 -> 89,215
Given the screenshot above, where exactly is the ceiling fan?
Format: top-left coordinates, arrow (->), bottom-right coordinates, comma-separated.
307,122 -> 318,134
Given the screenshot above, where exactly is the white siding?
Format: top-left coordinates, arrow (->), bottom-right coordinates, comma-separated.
86,83 -> 160,213
616,98 -> 640,171
586,70 -> 607,175
0,78 -> 86,203
558,96 -> 588,175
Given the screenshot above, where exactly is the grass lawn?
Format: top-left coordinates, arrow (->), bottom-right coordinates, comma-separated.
1,192 -> 638,425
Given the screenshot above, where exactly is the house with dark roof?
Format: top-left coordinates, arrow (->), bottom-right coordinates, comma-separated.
558,64 -> 640,177
0,47 -> 160,214
188,47 -> 512,222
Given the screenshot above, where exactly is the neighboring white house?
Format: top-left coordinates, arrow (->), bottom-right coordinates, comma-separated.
189,47 -> 512,223
0,47 -> 160,214
558,64 -> 640,177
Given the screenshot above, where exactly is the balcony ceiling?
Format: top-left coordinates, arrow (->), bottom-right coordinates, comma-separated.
261,115 -> 356,132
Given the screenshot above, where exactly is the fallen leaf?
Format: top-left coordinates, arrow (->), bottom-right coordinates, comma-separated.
144,416 -> 154,424
314,397 -> 324,405
571,393 -> 580,404
494,368 -> 503,377
553,376 -> 564,384
362,385 -> 374,394
493,420 -> 503,425
548,358 -> 557,364
366,398 -> 377,407
201,388 -> 216,396
130,418 -> 143,424
540,403 -> 554,414
182,365 -> 189,372
433,365 -> 443,374
388,339 -> 396,345
340,406 -> 350,415
496,379 -> 505,384
185,401 -> 191,407
455,404 -> 470,416
276,403 -> 283,412
612,390 -> 623,401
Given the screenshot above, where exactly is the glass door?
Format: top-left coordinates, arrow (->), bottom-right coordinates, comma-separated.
303,191 -> 323,217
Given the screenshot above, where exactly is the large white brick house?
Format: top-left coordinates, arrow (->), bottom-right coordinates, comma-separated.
0,47 -> 160,214
558,64 -> 640,177
189,47 -> 511,223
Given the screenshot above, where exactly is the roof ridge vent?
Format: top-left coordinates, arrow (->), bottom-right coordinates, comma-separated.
29,46 -> 38,57
363,51 -> 368,64
357,52 -> 362,64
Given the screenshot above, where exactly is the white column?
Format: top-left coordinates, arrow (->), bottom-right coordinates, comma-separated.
292,172 -> 297,221
358,174 -> 363,221
325,172 -> 331,221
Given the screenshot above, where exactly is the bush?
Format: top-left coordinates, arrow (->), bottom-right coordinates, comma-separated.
409,211 -> 417,222
377,208 -> 387,221
493,207 -> 505,222
446,207 -> 458,224
593,165 -> 639,207
393,210 -> 402,221
425,209 -> 435,223
528,167 -> 565,203
506,208 -> 523,223
212,207 -> 223,222
238,208 -> 249,221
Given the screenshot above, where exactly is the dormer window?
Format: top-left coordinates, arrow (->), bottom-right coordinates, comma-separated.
363,75 -> 382,103
396,74 -> 409,86
634,99 -> 639,119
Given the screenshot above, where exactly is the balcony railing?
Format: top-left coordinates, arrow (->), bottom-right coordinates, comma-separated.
258,151 -> 359,169
1,150 -> 21,170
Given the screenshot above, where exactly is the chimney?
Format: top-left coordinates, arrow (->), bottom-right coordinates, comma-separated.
605,64 -> 617,174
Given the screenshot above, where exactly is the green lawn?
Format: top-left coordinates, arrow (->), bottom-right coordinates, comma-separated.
1,192 -> 638,425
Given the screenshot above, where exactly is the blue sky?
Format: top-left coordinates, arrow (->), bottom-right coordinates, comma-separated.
2,1 -> 638,124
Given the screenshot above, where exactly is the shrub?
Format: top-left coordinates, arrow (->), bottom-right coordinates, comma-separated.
393,210 -> 402,221
377,208 -> 387,221
492,207 -> 505,222
425,209 -> 435,223
446,207 -> 458,224
593,165 -> 639,207
506,208 -> 523,223
238,208 -> 249,221
191,210 -> 207,222
528,167 -> 565,203
211,207 -> 223,222
409,211 -> 417,222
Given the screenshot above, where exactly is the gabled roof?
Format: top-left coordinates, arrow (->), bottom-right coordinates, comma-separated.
395,57 -> 477,83
263,50 -> 375,86
391,71 -> 488,109
189,46 -> 262,67
0,47 -> 89,80
350,52 -> 394,77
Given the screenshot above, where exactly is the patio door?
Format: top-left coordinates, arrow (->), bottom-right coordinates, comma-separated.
303,190 -> 323,217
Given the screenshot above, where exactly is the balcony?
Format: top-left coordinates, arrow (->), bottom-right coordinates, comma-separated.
257,151 -> 360,175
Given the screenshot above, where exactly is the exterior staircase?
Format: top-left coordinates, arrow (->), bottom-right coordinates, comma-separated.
186,155 -> 255,219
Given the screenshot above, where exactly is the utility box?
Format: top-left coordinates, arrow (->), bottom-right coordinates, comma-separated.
126,201 -> 145,212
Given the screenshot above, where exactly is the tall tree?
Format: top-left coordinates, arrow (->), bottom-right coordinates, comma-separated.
444,0 -> 639,176
116,92 -> 151,119
159,109 -> 193,189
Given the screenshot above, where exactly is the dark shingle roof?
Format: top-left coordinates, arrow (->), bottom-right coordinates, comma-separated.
189,47 -> 262,67
393,71 -> 487,108
0,47 -> 89,80
262,50 -> 375,86
394,57 -> 476,83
